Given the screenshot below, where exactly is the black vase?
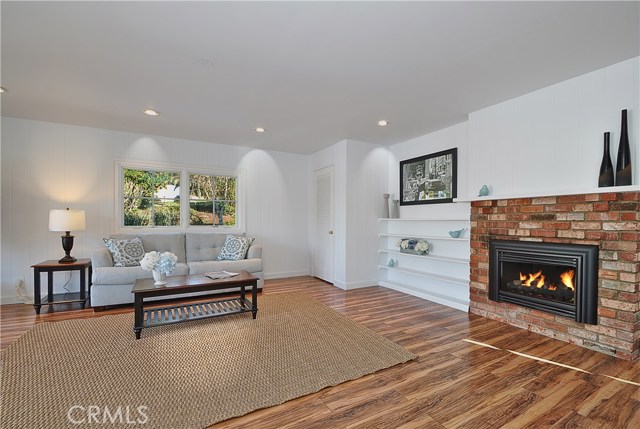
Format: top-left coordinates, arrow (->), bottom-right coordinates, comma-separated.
615,109 -> 632,186
598,132 -> 614,187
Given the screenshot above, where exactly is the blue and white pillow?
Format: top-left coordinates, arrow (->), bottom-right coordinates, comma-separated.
217,235 -> 254,261
103,237 -> 145,267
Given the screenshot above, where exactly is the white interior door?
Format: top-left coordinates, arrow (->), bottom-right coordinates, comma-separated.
314,166 -> 334,283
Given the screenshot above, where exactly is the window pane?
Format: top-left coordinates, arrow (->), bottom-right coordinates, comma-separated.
122,167 -> 240,229
189,174 -> 214,200
122,168 -> 181,227
154,172 -> 180,199
154,200 -> 180,226
214,176 -> 236,200
123,169 -> 154,198
124,198 -> 152,226
189,200 -> 214,225
216,201 -> 236,226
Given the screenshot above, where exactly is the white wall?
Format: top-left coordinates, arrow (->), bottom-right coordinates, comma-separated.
308,140 -> 347,285
345,140 -> 389,287
467,57 -> 639,199
381,122 -> 471,311
388,122 -> 470,220
0,117 -> 310,303
308,139 -> 388,289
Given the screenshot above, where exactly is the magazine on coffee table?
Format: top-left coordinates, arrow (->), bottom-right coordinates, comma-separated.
205,271 -> 239,280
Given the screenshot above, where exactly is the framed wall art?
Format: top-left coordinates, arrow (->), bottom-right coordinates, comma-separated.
400,148 -> 457,205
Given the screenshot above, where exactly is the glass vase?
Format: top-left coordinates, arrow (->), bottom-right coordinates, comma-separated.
615,109 -> 632,186
598,132 -> 614,187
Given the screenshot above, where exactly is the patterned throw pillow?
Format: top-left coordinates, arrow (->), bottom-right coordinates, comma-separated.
103,237 -> 145,267
217,235 -> 254,261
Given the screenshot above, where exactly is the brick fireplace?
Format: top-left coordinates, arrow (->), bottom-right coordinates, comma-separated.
469,192 -> 639,360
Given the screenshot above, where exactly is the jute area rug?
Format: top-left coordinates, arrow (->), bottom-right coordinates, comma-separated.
1,292 -> 415,428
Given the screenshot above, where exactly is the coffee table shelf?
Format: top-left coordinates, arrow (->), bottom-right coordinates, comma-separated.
132,271 -> 259,339
144,297 -> 252,327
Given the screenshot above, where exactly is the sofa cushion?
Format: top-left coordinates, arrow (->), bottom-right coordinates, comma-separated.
110,233 -> 186,263
217,235 -> 254,261
188,259 -> 263,275
185,233 -> 230,262
93,263 -> 189,285
103,237 -> 145,267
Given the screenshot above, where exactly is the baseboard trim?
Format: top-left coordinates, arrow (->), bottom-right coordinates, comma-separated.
264,270 -> 310,280
333,280 -> 379,291
1,295 -> 21,305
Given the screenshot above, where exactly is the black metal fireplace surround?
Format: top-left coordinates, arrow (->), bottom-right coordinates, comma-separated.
489,240 -> 598,324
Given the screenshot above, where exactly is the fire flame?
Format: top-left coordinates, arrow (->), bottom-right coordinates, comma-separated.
560,270 -> 575,291
517,269 -> 574,292
520,270 -> 543,287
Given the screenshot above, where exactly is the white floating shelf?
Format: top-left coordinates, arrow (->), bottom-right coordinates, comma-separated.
378,249 -> 469,264
454,184 -> 640,202
379,218 -> 469,222
379,233 -> 469,242
378,265 -> 468,286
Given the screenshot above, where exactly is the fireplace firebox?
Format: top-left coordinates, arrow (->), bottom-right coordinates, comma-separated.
489,240 -> 598,324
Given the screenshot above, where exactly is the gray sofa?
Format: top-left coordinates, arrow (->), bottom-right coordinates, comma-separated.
90,232 -> 263,308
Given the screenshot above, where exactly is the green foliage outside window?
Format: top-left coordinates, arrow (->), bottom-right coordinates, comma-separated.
122,168 -> 238,228
123,169 -> 180,227
189,174 -> 237,226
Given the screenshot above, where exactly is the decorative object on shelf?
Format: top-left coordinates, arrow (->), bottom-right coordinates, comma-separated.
478,185 -> 490,197
49,208 -> 86,263
391,199 -> 400,218
615,109 -> 632,186
448,228 -> 466,238
400,148 -> 457,205
382,194 -> 390,218
598,132 -> 614,187
152,270 -> 167,286
397,238 -> 429,255
140,251 -> 178,285
388,259 -> 395,268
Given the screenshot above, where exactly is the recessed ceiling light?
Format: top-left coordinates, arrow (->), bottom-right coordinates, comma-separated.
0,87 -> 7,93
255,127 -> 265,133
378,120 -> 389,127
143,108 -> 159,116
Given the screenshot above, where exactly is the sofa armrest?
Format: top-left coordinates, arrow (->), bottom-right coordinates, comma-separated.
91,248 -> 114,269
247,242 -> 262,259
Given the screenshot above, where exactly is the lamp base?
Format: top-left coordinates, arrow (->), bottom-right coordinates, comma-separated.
59,233 -> 76,263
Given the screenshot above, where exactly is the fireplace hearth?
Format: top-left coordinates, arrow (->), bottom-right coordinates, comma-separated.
489,240 -> 598,325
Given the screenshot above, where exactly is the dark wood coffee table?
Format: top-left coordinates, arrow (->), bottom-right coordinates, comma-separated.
131,270 -> 258,339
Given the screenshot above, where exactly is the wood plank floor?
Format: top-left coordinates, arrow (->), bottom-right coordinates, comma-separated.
2,276 -> 639,428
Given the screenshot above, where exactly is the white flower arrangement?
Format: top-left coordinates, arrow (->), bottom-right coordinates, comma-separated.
398,238 -> 429,254
140,251 -> 178,275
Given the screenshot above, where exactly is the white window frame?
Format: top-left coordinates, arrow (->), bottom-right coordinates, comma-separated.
115,160 -> 246,233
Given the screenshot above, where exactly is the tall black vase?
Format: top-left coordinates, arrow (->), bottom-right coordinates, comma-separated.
598,132 -> 614,187
615,109 -> 632,186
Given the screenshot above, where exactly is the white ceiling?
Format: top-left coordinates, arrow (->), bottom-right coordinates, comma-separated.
1,1 -> 638,154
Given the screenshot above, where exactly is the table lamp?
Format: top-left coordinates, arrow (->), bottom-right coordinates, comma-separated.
49,208 -> 86,263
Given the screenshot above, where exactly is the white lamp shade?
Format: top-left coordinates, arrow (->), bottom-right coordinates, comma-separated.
49,209 -> 86,232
